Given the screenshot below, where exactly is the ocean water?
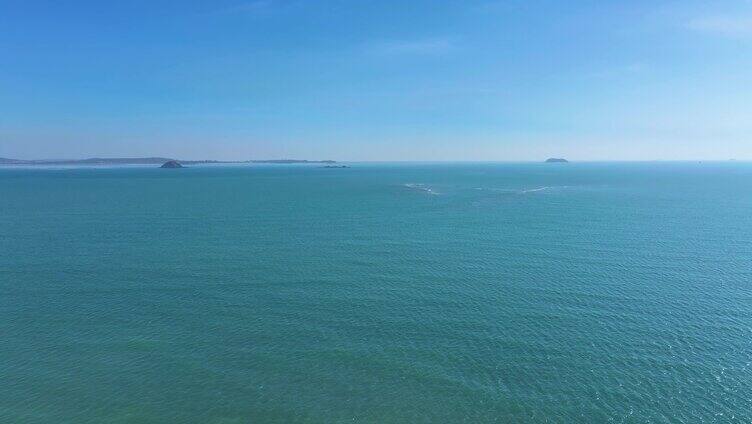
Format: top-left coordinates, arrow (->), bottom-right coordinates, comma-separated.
1,162 -> 751,423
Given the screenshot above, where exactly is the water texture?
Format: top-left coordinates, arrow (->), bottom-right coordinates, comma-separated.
1,162 -> 751,423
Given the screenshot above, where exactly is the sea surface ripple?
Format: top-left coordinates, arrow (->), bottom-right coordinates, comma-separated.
1,162 -> 751,423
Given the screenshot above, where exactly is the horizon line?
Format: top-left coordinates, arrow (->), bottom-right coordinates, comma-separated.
1,156 -> 749,164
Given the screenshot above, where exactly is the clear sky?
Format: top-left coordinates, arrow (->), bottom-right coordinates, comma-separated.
1,0 -> 751,161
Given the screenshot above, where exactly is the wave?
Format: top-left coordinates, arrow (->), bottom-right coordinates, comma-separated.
520,186 -> 551,194
403,183 -> 439,195
475,186 -> 561,195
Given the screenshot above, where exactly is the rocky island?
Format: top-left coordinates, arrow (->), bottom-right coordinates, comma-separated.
160,160 -> 183,168
545,158 -> 569,163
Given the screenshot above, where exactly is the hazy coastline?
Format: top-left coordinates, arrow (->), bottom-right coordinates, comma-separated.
0,157 -> 336,166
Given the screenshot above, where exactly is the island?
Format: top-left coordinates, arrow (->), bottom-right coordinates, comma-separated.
322,165 -> 350,168
545,158 -> 569,163
0,157 -> 338,166
160,160 -> 183,168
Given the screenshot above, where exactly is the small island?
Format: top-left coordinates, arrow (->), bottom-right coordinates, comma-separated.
160,160 -> 183,168
322,165 -> 350,168
545,158 -> 568,163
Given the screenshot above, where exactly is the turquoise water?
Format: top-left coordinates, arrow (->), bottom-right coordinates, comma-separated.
1,162 -> 751,423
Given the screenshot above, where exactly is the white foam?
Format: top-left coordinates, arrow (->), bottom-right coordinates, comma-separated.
521,186 -> 551,193
403,183 -> 439,195
474,186 -> 560,194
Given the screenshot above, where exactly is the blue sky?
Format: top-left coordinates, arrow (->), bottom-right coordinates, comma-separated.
1,0 -> 751,160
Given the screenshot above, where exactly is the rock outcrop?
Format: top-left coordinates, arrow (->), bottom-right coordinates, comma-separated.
160,160 -> 183,168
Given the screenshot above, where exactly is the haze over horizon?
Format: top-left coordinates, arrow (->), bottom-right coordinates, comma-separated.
2,0 -> 751,161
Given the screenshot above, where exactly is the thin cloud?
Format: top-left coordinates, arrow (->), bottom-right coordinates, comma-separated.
688,16 -> 752,37
366,38 -> 455,56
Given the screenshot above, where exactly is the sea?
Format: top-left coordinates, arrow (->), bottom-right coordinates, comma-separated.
1,162 -> 750,423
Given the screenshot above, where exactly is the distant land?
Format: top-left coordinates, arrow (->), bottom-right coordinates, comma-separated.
545,158 -> 569,163
0,157 -> 336,166
160,160 -> 183,169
